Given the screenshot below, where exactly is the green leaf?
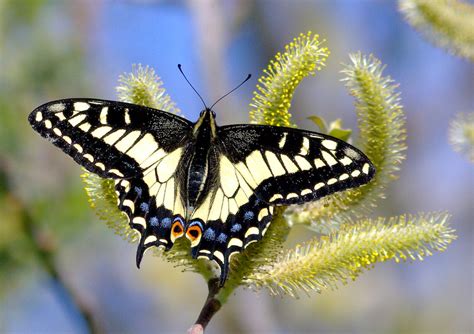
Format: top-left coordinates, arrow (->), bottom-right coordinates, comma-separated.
307,115 -> 328,133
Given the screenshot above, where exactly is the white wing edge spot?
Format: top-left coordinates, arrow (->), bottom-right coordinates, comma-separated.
83,154 -> 94,162
63,136 -> 72,144
362,163 -> 370,174
44,120 -> 52,129
95,162 -> 106,171
314,182 -> 325,190
339,173 -> 349,181
132,217 -> 146,227
145,236 -> 157,245
213,250 -> 225,263
245,227 -> 260,238
228,238 -> 243,248
327,178 -> 337,185
286,193 -> 298,199
269,194 -> 283,202
351,170 -> 361,177
53,128 -> 62,136
35,112 -> 43,122
301,189 -> 312,196
258,208 -> 269,221
73,144 -> 83,153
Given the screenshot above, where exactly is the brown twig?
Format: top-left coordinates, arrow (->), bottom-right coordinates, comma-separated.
189,278 -> 222,333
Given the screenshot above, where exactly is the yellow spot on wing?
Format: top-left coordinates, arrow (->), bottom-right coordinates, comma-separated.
103,129 -> 126,145
155,147 -> 183,182
295,156 -> 312,171
208,189 -> 224,221
91,126 -> 112,138
322,150 -> 338,166
281,154 -> 299,173
35,112 -> 43,122
68,114 -> 86,127
246,150 -> 272,184
245,227 -> 259,238
115,130 -> 141,153
220,156 -> 239,197
74,102 -> 90,111
322,139 -> 337,150
265,151 -> 286,176
127,133 -> 159,164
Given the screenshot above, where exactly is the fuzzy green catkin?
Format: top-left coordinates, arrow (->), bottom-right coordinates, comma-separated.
288,53 -> 406,229
399,0 -> 474,61
246,213 -> 455,297
249,32 -> 329,127
448,112 -> 474,162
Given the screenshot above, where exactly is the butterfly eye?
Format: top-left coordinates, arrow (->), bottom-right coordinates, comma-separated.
211,110 -> 216,118
171,218 -> 185,242
200,110 -> 205,117
185,221 -> 203,247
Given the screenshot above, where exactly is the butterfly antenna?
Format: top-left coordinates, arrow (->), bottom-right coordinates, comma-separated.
178,64 -> 208,110
209,73 -> 252,110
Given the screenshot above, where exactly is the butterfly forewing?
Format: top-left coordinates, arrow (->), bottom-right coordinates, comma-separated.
219,124 -> 375,205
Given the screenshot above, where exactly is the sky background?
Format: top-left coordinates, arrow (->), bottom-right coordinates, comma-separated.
0,1 -> 472,333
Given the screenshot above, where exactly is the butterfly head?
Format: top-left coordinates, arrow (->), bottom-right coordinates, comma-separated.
194,108 -> 217,138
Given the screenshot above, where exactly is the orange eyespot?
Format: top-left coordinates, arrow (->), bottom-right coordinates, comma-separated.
185,221 -> 203,247
171,219 -> 185,242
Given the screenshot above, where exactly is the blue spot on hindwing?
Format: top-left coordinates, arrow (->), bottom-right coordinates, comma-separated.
217,233 -> 227,243
203,228 -> 216,241
244,211 -> 254,221
161,217 -> 172,228
140,202 -> 149,212
149,217 -> 159,226
134,186 -> 143,197
231,223 -> 242,233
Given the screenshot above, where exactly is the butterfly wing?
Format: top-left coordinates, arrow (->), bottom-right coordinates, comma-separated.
29,99 -> 192,263
190,124 -> 375,285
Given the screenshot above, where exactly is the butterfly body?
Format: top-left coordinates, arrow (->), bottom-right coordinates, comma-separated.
29,99 -> 375,285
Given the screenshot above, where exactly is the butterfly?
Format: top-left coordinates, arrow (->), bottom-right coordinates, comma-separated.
29,98 -> 375,285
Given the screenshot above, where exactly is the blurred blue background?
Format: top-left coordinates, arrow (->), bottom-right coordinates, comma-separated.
0,1 -> 472,333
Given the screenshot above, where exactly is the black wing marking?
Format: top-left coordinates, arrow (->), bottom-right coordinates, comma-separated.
29,99 -> 192,179
191,124 -> 375,285
29,99 -> 192,266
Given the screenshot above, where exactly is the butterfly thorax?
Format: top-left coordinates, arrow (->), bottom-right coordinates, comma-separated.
185,109 -> 218,217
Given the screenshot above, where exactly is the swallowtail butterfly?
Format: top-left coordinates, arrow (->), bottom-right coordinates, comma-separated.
29,98 -> 375,285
